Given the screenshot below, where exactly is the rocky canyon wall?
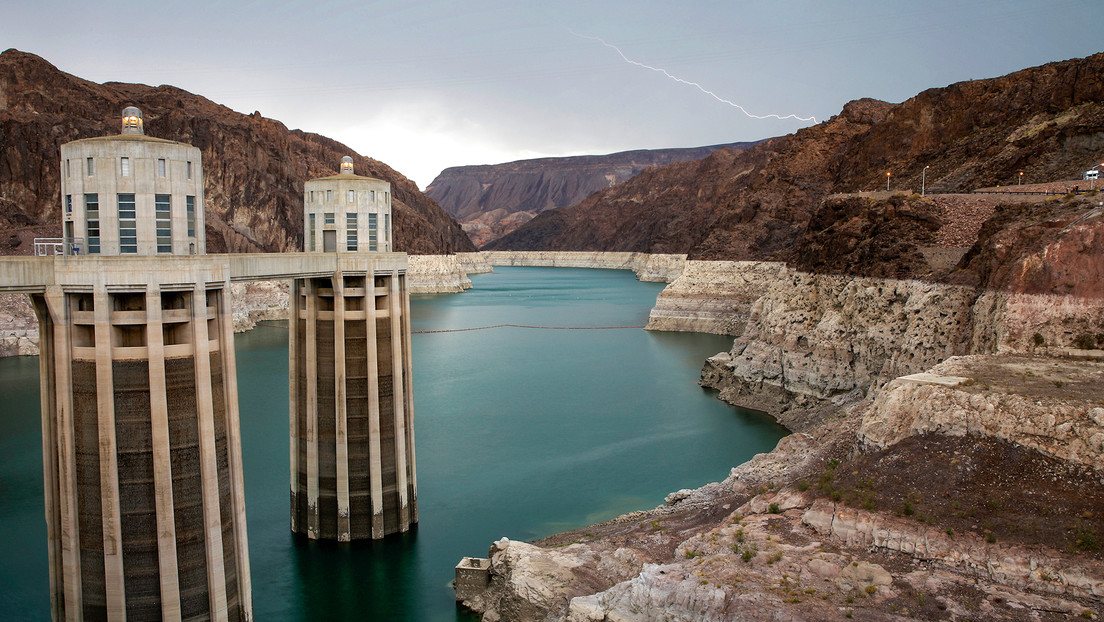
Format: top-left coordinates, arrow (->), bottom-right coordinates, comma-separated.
697,264 -> 1104,417
406,255 -> 473,293
701,271 -> 981,413
644,261 -> 788,335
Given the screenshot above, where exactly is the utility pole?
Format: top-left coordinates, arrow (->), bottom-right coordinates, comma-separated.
886,171 -> 891,192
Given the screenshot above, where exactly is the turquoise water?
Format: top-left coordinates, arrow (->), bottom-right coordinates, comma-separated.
0,266 -> 787,620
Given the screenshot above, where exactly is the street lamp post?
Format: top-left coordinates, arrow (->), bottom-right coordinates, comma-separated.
922,165 -> 929,196
886,171 -> 891,192
1019,171 -> 1023,186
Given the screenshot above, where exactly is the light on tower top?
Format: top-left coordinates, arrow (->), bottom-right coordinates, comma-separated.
340,156 -> 354,175
121,106 -> 144,135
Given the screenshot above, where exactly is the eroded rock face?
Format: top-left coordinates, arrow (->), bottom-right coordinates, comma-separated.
645,261 -> 788,335
464,539 -> 645,622
406,255 -> 473,293
0,49 -> 474,256
859,356 -> 1104,470
0,292 -> 37,356
703,273 -> 979,409
230,280 -> 290,332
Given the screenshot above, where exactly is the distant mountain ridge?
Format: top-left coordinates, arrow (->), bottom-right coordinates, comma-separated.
0,48 -> 475,255
424,142 -> 762,246
486,53 -> 1104,261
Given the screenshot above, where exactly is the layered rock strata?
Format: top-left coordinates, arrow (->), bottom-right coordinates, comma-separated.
702,271 -> 981,413
456,251 -> 494,275
407,254 -> 474,294
644,261 -> 788,335
859,356 -> 1104,470
480,251 -> 686,283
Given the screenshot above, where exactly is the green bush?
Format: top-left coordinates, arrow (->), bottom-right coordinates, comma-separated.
1073,525 -> 1100,552
741,543 -> 758,563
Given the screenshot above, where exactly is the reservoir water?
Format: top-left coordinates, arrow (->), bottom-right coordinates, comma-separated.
0,266 -> 787,620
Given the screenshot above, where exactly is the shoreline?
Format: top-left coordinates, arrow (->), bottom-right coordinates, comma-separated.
447,254 -> 1104,621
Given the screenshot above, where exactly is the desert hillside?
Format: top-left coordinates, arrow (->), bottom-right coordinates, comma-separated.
0,49 -> 476,255
487,53 -> 1104,260
425,141 -> 761,246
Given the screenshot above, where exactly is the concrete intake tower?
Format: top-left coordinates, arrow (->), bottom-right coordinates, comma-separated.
290,157 -> 417,541
35,108 -> 252,620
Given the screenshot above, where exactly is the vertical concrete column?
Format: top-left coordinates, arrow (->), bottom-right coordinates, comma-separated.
388,271 -> 409,532
304,279 -> 320,538
191,283 -> 230,621
30,295 -> 63,620
92,289 -> 127,620
215,282 -> 252,621
288,279 -> 301,533
144,288 -> 182,619
40,290 -> 81,620
365,273 -> 384,539
332,271 -> 351,541
399,272 -> 418,524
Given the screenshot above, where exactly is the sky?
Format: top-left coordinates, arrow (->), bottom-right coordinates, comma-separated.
2,0 -> 1101,189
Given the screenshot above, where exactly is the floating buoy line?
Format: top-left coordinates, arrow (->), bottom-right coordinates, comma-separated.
254,322 -> 645,333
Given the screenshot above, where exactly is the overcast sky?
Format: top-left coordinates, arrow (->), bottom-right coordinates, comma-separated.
3,0 -> 1100,188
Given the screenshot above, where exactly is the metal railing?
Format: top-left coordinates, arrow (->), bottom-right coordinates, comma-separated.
33,238 -> 86,256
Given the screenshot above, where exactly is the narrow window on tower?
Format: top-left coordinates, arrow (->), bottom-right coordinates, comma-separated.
308,213 -> 316,251
186,196 -> 196,237
186,161 -> 192,179
384,213 -> 390,246
347,189 -> 355,203
324,212 -> 334,225
65,159 -> 70,178
368,213 -> 377,252
346,212 -> 357,251
66,195 -> 72,214
118,193 -> 137,253
120,157 -> 130,177
85,194 -> 100,254
370,190 -> 375,202
86,157 -> 94,176
156,194 -> 172,253
326,189 -> 333,203
157,158 -> 166,178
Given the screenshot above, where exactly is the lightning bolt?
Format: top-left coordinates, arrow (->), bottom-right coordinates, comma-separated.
572,31 -> 817,124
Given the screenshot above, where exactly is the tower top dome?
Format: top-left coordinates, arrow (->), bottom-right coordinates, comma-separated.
121,107 -> 144,135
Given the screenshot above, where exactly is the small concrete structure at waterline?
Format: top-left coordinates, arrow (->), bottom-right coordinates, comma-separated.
0,111 -> 417,619
454,557 -> 491,602
291,158 -> 416,541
